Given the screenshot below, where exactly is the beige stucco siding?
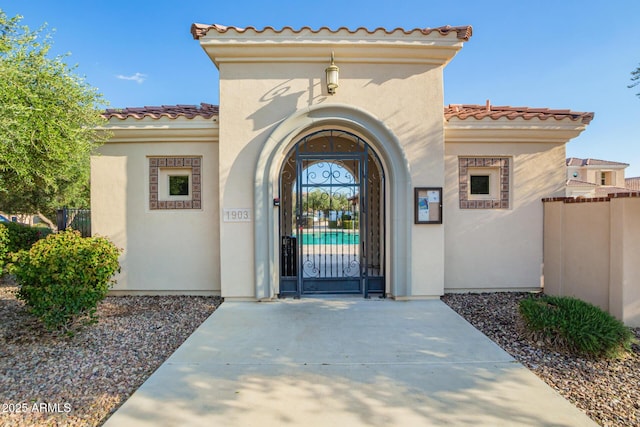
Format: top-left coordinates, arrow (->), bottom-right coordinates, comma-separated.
610,197 -> 640,325
544,196 -> 640,326
92,141 -> 220,294
563,202 -> 610,307
218,62 -> 446,298
444,142 -> 566,291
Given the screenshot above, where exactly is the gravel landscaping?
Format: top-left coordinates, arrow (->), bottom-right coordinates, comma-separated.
2,281 -> 638,427
442,292 -> 640,427
0,277 -> 221,427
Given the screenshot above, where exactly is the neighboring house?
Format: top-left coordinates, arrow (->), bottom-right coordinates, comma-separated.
565,157 -> 631,197
626,176 -> 640,191
91,24 -> 593,299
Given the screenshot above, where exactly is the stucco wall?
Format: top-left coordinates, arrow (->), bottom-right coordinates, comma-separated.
611,196 -> 640,326
543,195 -> 640,326
91,140 -> 220,294
563,202 -> 610,306
444,143 -> 567,291
218,62 -> 446,298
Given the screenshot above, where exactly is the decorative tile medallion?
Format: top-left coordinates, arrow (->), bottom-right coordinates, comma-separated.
459,157 -> 510,209
149,157 -> 202,210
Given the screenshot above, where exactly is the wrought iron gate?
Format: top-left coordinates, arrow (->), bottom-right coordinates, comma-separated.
279,130 -> 384,297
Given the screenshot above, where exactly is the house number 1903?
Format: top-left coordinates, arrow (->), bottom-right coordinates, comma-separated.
223,208 -> 251,222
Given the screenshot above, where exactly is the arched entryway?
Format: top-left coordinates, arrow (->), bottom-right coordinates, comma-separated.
253,103 -> 411,300
279,130 -> 385,297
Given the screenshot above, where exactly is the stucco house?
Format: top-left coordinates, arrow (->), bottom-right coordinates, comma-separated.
565,157 -> 631,197
91,23 -> 594,300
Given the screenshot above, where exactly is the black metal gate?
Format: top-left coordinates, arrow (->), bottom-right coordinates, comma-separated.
279,130 -> 384,297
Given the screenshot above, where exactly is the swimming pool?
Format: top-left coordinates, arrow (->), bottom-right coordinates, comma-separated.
297,231 -> 360,245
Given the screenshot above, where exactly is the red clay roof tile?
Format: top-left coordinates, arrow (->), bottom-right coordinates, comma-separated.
566,157 -> 629,167
190,24 -> 473,41
103,103 -> 219,120
444,103 -> 594,124
566,179 -> 597,187
595,186 -> 635,196
566,157 -> 585,167
103,102 -> 594,127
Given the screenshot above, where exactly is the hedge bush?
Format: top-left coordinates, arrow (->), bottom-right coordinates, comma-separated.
12,230 -> 121,333
519,295 -> 635,358
1,222 -> 52,274
0,224 -> 8,272
342,220 -> 359,230
4,221 -> 51,254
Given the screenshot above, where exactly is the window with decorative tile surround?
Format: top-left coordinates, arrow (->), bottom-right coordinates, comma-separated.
458,157 -> 510,209
149,157 -> 202,210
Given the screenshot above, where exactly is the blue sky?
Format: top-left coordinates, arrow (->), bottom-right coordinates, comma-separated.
4,1 -> 640,176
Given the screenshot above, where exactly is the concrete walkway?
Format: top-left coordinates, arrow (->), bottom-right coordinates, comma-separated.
104,299 -> 597,426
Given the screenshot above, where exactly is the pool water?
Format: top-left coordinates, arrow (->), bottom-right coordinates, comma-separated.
297,231 -> 360,245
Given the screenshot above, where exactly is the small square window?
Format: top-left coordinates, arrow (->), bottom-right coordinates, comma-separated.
470,175 -> 490,195
158,167 -> 192,201
169,175 -> 190,196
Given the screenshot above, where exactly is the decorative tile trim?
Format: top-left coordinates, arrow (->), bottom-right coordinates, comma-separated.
459,157 -> 510,209
149,157 -> 202,210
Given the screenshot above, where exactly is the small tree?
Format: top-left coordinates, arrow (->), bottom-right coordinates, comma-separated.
0,10 -> 109,225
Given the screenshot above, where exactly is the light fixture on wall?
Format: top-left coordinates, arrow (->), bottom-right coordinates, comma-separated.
325,51 -> 339,95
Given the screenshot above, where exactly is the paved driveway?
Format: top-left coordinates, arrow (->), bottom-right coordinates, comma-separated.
104,299 -> 596,426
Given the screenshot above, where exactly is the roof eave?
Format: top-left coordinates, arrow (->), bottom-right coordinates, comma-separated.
444,117 -> 589,144
192,24 -> 472,68
97,116 -> 219,144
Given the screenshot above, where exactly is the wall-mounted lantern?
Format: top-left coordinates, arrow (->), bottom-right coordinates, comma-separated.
325,51 -> 339,95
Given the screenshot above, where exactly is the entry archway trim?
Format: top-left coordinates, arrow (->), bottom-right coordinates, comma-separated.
254,103 -> 412,299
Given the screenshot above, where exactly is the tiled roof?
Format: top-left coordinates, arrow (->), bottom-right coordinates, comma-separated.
191,24 -> 473,41
566,157 -> 584,166
444,103 -> 594,124
566,179 -> 596,187
595,186 -> 635,197
566,157 -> 629,167
103,103 -> 219,120
626,177 -> 640,190
102,102 -> 594,127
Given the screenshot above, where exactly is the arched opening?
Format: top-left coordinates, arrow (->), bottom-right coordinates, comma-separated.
279,130 -> 384,297
253,103 -> 411,300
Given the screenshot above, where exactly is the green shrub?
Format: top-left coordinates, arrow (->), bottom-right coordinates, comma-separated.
328,220 -> 338,229
12,230 -> 121,333
4,221 -> 51,253
342,220 -> 359,230
519,295 -> 635,358
0,224 -> 8,272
